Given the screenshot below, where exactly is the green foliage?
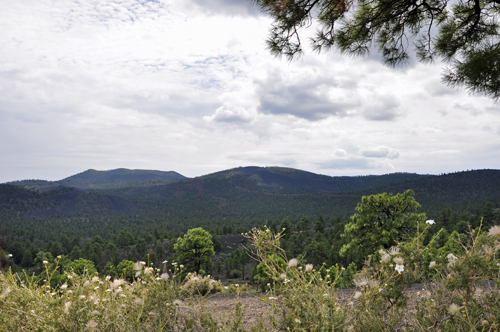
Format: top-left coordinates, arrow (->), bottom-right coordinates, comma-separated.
66,258 -> 97,276
174,228 -> 214,273
280,218 -> 292,239
253,254 -> 287,291
314,215 -> 326,233
116,260 -> 136,281
340,189 -> 426,262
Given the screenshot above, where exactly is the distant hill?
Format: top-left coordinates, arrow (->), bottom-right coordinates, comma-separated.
2,166 -> 499,222
7,168 -> 187,191
199,166 -> 427,193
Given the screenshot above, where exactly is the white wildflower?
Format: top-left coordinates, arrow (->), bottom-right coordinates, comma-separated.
483,245 -> 493,255
393,257 -> 404,265
353,276 -> 369,287
86,320 -> 98,329
429,261 -> 436,268
488,225 -> 500,237
425,220 -> 435,225
111,279 -> 126,288
368,279 -> 380,289
305,264 -> 313,271
395,264 -> 404,273
64,301 -> 71,314
387,246 -> 400,256
448,303 -> 460,315
447,253 -> 458,266
287,258 -> 298,268
380,253 -> 390,264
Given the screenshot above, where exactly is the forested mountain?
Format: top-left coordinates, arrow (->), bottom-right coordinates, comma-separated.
2,167 -> 500,223
197,166 -> 426,193
7,168 -> 187,191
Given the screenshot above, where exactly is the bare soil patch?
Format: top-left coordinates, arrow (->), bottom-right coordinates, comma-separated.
179,283 -> 444,330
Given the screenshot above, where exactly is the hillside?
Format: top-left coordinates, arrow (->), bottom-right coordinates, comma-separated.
6,168 -> 187,191
59,168 -> 187,189
0,184 -> 137,218
2,167 -> 500,223
199,166 -> 427,193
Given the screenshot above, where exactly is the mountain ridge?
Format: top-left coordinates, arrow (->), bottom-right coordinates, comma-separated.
2,167 -> 499,221
6,168 -> 187,191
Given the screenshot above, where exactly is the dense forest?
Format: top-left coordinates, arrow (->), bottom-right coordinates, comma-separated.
1,167 -> 499,285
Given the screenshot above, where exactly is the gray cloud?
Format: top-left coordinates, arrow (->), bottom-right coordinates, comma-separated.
334,149 -> 347,157
361,146 -> 400,159
255,70 -> 359,121
454,102 -> 483,116
190,0 -> 262,16
362,95 -> 403,121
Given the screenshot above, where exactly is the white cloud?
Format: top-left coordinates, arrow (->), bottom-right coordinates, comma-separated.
204,103 -> 257,123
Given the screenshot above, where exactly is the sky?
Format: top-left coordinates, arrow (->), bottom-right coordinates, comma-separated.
1,0 -> 499,183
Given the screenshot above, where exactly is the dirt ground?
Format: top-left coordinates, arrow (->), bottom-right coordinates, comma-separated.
178,283 -> 441,330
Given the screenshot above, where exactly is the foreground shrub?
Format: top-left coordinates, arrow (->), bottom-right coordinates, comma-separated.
0,259 -> 246,331
246,222 -> 500,331
180,272 -> 223,296
246,227 -> 352,331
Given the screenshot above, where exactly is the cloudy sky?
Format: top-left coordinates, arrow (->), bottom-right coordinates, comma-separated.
1,0 -> 499,183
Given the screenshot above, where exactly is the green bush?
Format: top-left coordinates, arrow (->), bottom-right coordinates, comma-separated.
179,272 -> 223,296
